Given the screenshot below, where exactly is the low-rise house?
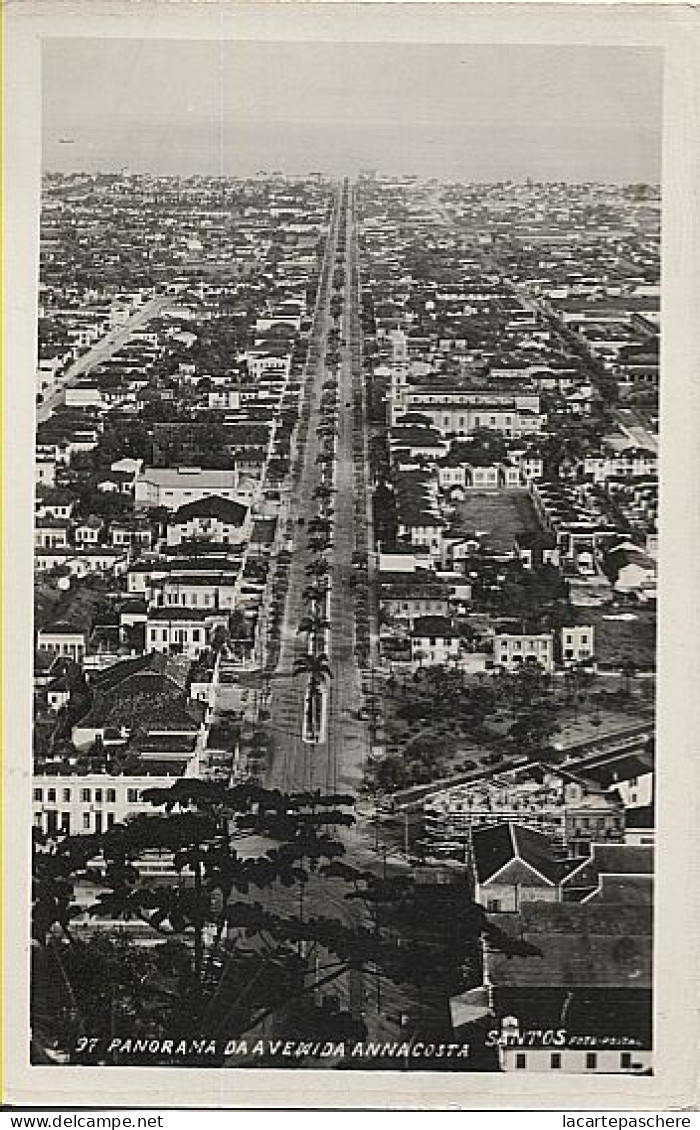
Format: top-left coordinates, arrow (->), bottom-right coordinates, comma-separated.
45,674 -> 71,713
126,558 -> 168,598
152,573 -> 238,612
437,460 -> 504,491
513,530 -> 559,570
509,445 -> 544,482
559,624 -> 595,666
380,574 -> 452,625
395,471 -> 445,562
119,597 -> 148,630
75,516 -> 103,546
410,615 -> 460,667
34,547 -> 127,578
245,342 -> 294,383
500,463 -> 522,487
35,487 -> 77,521
95,470 -> 134,496
494,630 -> 554,673
109,517 -> 154,551
208,386 -> 242,411
64,381 -> 104,410
378,548 -> 434,574
471,823 -> 569,912
36,623 -> 86,662
34,518 -> 71,550
146,606 -> 228,660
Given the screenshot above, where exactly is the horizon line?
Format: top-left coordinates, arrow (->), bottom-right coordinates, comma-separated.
41,169 -> 662,187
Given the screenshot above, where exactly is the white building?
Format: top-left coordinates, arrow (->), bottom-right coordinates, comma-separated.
134,466 -> 241,511
494,630 -> 554,673
208,386 -> 241,411
32,772 -> 177,837
36,625 -> 86,662
146,607 -> 228,659
560,625 -> 595,665
410,616 -> 460,667
154,574 -> 239,611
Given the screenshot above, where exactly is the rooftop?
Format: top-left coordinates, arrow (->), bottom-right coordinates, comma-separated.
486,901 -> 652,989
170,494 -> 249,526
471,822 -> 573,886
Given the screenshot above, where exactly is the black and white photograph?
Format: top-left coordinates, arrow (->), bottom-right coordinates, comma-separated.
4,0 -> 700,1112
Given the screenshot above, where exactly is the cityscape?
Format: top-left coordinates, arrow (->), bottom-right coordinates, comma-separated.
31,41 -> 658,1077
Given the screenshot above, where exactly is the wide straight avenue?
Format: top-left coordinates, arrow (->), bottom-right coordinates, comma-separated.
264,183 -> 370,797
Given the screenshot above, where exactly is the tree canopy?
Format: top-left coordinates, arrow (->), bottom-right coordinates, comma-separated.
32,780 -> 539,1066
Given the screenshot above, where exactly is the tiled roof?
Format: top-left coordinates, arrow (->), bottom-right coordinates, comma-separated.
148,607 -> 223,622
487,902 -> 652,988
472,822 -> 568,885
90,651 -> 189,694
625,805 -> 654,831
411,615 -> 455,638
562,844 -> 654,890
78,671 -> 204,732
171,495 -> 248,526
140,467 -> 238,489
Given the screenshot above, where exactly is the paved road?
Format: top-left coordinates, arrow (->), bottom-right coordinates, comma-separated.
36,293 -> 169,424
264,188 -> 344,793
326,187 -> 371,795
264,184 -> 370,797
261,187 -> 427,1039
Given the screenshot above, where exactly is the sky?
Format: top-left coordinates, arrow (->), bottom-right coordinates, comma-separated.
42,40 -> 662,182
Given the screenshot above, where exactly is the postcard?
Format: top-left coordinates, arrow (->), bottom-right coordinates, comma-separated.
3,0 -> 699,1111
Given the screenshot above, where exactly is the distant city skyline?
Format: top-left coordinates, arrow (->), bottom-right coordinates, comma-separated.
43,40 -> 662,183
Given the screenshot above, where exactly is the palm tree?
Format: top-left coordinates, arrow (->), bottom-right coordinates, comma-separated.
307,536 -> 332,554
305,557 -> 331,579
293,652 -> 332,682
297,653 -> 332,741
297,613 -> 331,638
307,516 -> 332,537
302,581 -> 329,605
